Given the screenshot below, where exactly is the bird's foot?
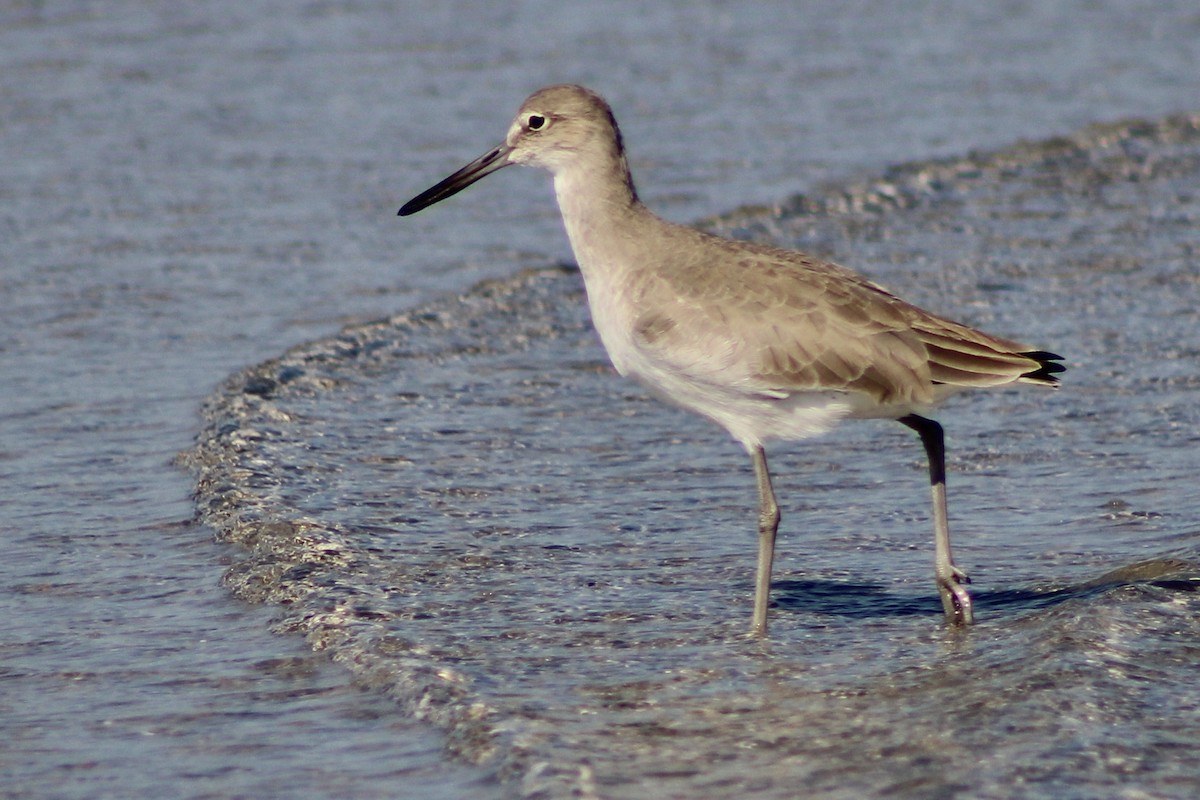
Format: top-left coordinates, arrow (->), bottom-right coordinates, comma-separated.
937,565 -> 975,626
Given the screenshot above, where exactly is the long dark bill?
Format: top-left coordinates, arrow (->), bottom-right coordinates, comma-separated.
398,143 -> 513,216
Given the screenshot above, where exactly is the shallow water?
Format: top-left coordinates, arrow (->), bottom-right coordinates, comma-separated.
5,1 -> 1200,797
188,117 -> 1200,798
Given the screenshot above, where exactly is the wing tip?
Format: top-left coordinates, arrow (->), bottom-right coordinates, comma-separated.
1019,350 -> 1066,385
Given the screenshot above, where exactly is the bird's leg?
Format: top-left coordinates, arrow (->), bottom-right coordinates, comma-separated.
898,415 -> 975,625
749,445 -> 780,637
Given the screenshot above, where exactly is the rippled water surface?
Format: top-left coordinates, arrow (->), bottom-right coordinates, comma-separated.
5,1 -> 1200,797
188,118 -> 1200,798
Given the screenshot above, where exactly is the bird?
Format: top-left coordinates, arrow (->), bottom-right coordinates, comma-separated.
399,84 -> 1064,636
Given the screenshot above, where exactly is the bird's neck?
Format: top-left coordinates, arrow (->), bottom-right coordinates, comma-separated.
552,154 -> 647,279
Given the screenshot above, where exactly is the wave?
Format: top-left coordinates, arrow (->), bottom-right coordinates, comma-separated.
183,112 -> 1200,799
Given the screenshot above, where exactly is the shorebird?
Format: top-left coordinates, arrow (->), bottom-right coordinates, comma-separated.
399,84 -> 1064,636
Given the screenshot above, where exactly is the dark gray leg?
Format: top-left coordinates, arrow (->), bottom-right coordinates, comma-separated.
749,445 -> 780,637
898,414 -> 975,625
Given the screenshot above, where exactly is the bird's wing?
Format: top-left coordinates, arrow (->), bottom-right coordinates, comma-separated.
629,234 -> 1047,405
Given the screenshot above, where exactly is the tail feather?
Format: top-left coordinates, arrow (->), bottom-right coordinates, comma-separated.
916,319 -> 1067,390
1018,350 -> 1066,386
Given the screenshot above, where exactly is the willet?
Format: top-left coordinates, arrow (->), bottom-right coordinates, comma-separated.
399,84 -> 1064,636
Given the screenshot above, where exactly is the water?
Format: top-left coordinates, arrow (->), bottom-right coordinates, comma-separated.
3,1 -> 1199,798
187,117 -> 1200,798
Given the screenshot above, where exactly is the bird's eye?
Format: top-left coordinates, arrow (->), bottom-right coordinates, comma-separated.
526,114 -> 547,131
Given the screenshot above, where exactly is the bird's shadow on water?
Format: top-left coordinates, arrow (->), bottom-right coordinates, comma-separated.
771,557 -> 1200,620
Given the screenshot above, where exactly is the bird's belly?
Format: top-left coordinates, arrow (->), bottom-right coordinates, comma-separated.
620,355 -> 858,449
